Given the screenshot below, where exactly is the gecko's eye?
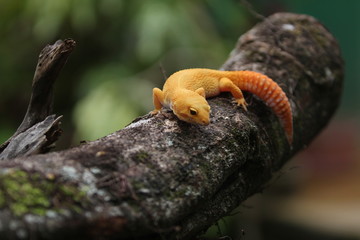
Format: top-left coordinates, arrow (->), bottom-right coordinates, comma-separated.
189,108 -> 197,116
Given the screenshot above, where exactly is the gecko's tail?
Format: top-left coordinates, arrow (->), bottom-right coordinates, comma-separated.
234,71 -> 293,143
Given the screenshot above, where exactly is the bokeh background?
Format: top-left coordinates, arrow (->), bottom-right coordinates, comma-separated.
0,0 -> 359,239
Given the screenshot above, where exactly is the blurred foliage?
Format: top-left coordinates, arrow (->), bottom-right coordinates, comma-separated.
0,0 -> 359,147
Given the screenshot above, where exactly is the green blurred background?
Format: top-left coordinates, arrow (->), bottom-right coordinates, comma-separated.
1,0 -> 359,239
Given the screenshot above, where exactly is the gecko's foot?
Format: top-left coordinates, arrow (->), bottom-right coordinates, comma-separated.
150,109 -> 160,115
234,99 -> 248,111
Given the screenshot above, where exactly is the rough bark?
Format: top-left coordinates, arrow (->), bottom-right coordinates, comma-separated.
0,39 -> 76,158
0,13 -> 343,240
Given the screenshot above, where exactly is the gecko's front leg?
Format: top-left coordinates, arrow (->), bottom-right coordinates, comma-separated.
151,87 -> 165,115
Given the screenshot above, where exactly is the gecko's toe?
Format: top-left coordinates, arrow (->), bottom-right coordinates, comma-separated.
234,99 -> 248,111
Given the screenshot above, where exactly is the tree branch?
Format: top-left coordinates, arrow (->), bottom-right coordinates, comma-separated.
0,13 -> 343,240
0,39 -> 76,158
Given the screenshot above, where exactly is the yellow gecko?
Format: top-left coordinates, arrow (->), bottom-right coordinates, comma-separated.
151,68 -> 293,143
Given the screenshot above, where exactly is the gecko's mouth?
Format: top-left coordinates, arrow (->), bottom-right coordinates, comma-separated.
189,118 -> 209,126
175,112 -> 210,126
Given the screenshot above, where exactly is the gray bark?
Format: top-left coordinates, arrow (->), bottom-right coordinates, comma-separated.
0,39 -> 75,158
0,13 -> 343,240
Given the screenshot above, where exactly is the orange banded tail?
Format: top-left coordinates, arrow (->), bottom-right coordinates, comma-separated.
233,71 -> 293,143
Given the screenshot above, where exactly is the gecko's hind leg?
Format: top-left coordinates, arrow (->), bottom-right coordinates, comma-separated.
219,77 -> 248,111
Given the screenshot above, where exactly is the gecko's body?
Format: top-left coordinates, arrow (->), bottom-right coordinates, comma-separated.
152,68 -> 293,143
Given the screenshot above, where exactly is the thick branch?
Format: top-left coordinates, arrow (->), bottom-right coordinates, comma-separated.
0,13 -> 343,240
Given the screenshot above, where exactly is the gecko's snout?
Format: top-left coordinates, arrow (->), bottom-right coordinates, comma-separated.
200,118 -> 210,125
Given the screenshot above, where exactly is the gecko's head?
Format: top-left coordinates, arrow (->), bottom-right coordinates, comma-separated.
172,92 -> 210,125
